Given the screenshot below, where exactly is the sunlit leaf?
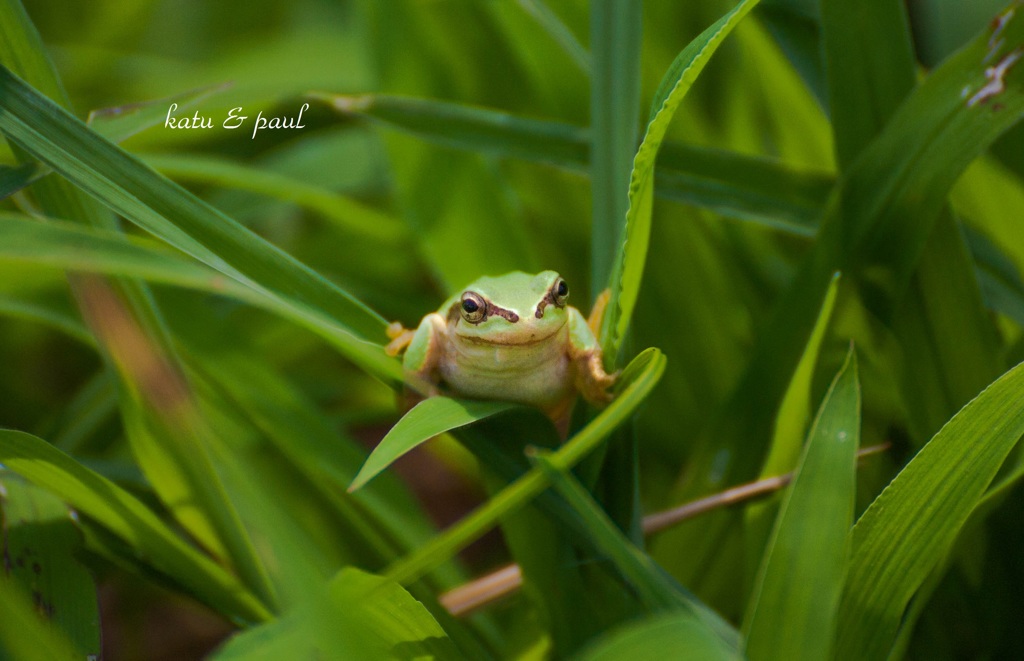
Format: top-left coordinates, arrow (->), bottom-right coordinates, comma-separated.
743,348 -> 860,661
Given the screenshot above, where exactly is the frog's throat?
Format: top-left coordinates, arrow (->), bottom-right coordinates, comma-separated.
454,320 -> 565,346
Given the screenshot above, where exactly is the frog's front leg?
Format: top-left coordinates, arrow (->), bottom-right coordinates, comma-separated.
394,313 -> 447,398
567,307 -> 616,406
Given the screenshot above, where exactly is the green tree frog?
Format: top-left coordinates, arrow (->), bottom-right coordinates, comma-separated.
386,271 -> 616,433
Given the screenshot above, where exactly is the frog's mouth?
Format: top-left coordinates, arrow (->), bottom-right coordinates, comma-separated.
455,318 -> 565,346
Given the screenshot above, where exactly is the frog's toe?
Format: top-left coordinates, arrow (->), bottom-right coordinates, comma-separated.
385,327 -> 416,357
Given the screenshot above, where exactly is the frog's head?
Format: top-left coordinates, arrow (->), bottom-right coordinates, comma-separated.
449,270 -> 570,344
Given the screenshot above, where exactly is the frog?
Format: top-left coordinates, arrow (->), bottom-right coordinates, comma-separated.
385,270 -> 616,435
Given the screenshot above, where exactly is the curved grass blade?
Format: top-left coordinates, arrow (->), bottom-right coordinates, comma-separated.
835,358 -> 1024,660
743,348 -> 860,661
600,0 -> 762,365
0,293 -> 93,346
577,612 -> 740,661
0,429 -> 272,624
1,472 -> 100,657
350,398 -> 517,492
384,347 -> 665,586
0,65 -> 393,375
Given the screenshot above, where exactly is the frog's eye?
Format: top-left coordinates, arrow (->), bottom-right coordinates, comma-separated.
552,278 -> 569,307
460,292 -> 487,323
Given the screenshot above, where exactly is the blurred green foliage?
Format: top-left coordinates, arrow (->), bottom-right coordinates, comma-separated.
3,0 -> 1024,659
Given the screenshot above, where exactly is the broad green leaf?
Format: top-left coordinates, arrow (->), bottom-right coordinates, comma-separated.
743,348 -> 860,661
384,348 -> 666,586
576,612 -> 741,661
0,472 -> 100,657
350,398 -> 517,492
0,65 -> 396,378
0,429 -> 272,624
0,213 -> 401,382
328,568 -> 460,659
600,0 -> 761,365
0,576 -> 80,661
533,455 -> 738,647
835,359 -> 1024,660
317,93 -> 830,238
589,0 -> 642,294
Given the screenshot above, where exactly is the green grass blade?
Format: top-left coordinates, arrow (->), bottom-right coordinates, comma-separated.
682,3 -> 1024,495
743,348 -> 860,661
0,576 -> 81,661
312,93 -> 590,169
0,473 -> 100,657
87,83 -> 230,143
835,359 -> 1024,660
0,429 -> 272,624
384,348 -> 666,586
516,0 -> 590,74
589,0 -> 642,295
600,0 -> 761,365
141,153 -> 408,244
0,213 -> 402,382
0,65 -> 388,347
317,93 -> 830,238
0,161 -> 45,199
533,455 -> 738,647
820,0 -> 916,168
350,398 -> 517,492
576,612 -> 741,661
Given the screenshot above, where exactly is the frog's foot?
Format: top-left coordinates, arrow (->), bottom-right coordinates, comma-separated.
385,322 -> 415,357
587,289 -> 611,336
576,352 -> 618,406
544,397 -> 576,440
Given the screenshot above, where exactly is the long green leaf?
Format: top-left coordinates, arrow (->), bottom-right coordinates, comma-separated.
835,358 -> 1024,660
140,153 -> 408,244
743,348 -> 860,661
350,398 -> 517,492
600,0 -> 761,365
0,65 -> 396,379
384,348 -> 666,586
317,93 -> 830,237
0,213 -> 401,381
0,429 -> 272,624
589,0 -> 642,294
